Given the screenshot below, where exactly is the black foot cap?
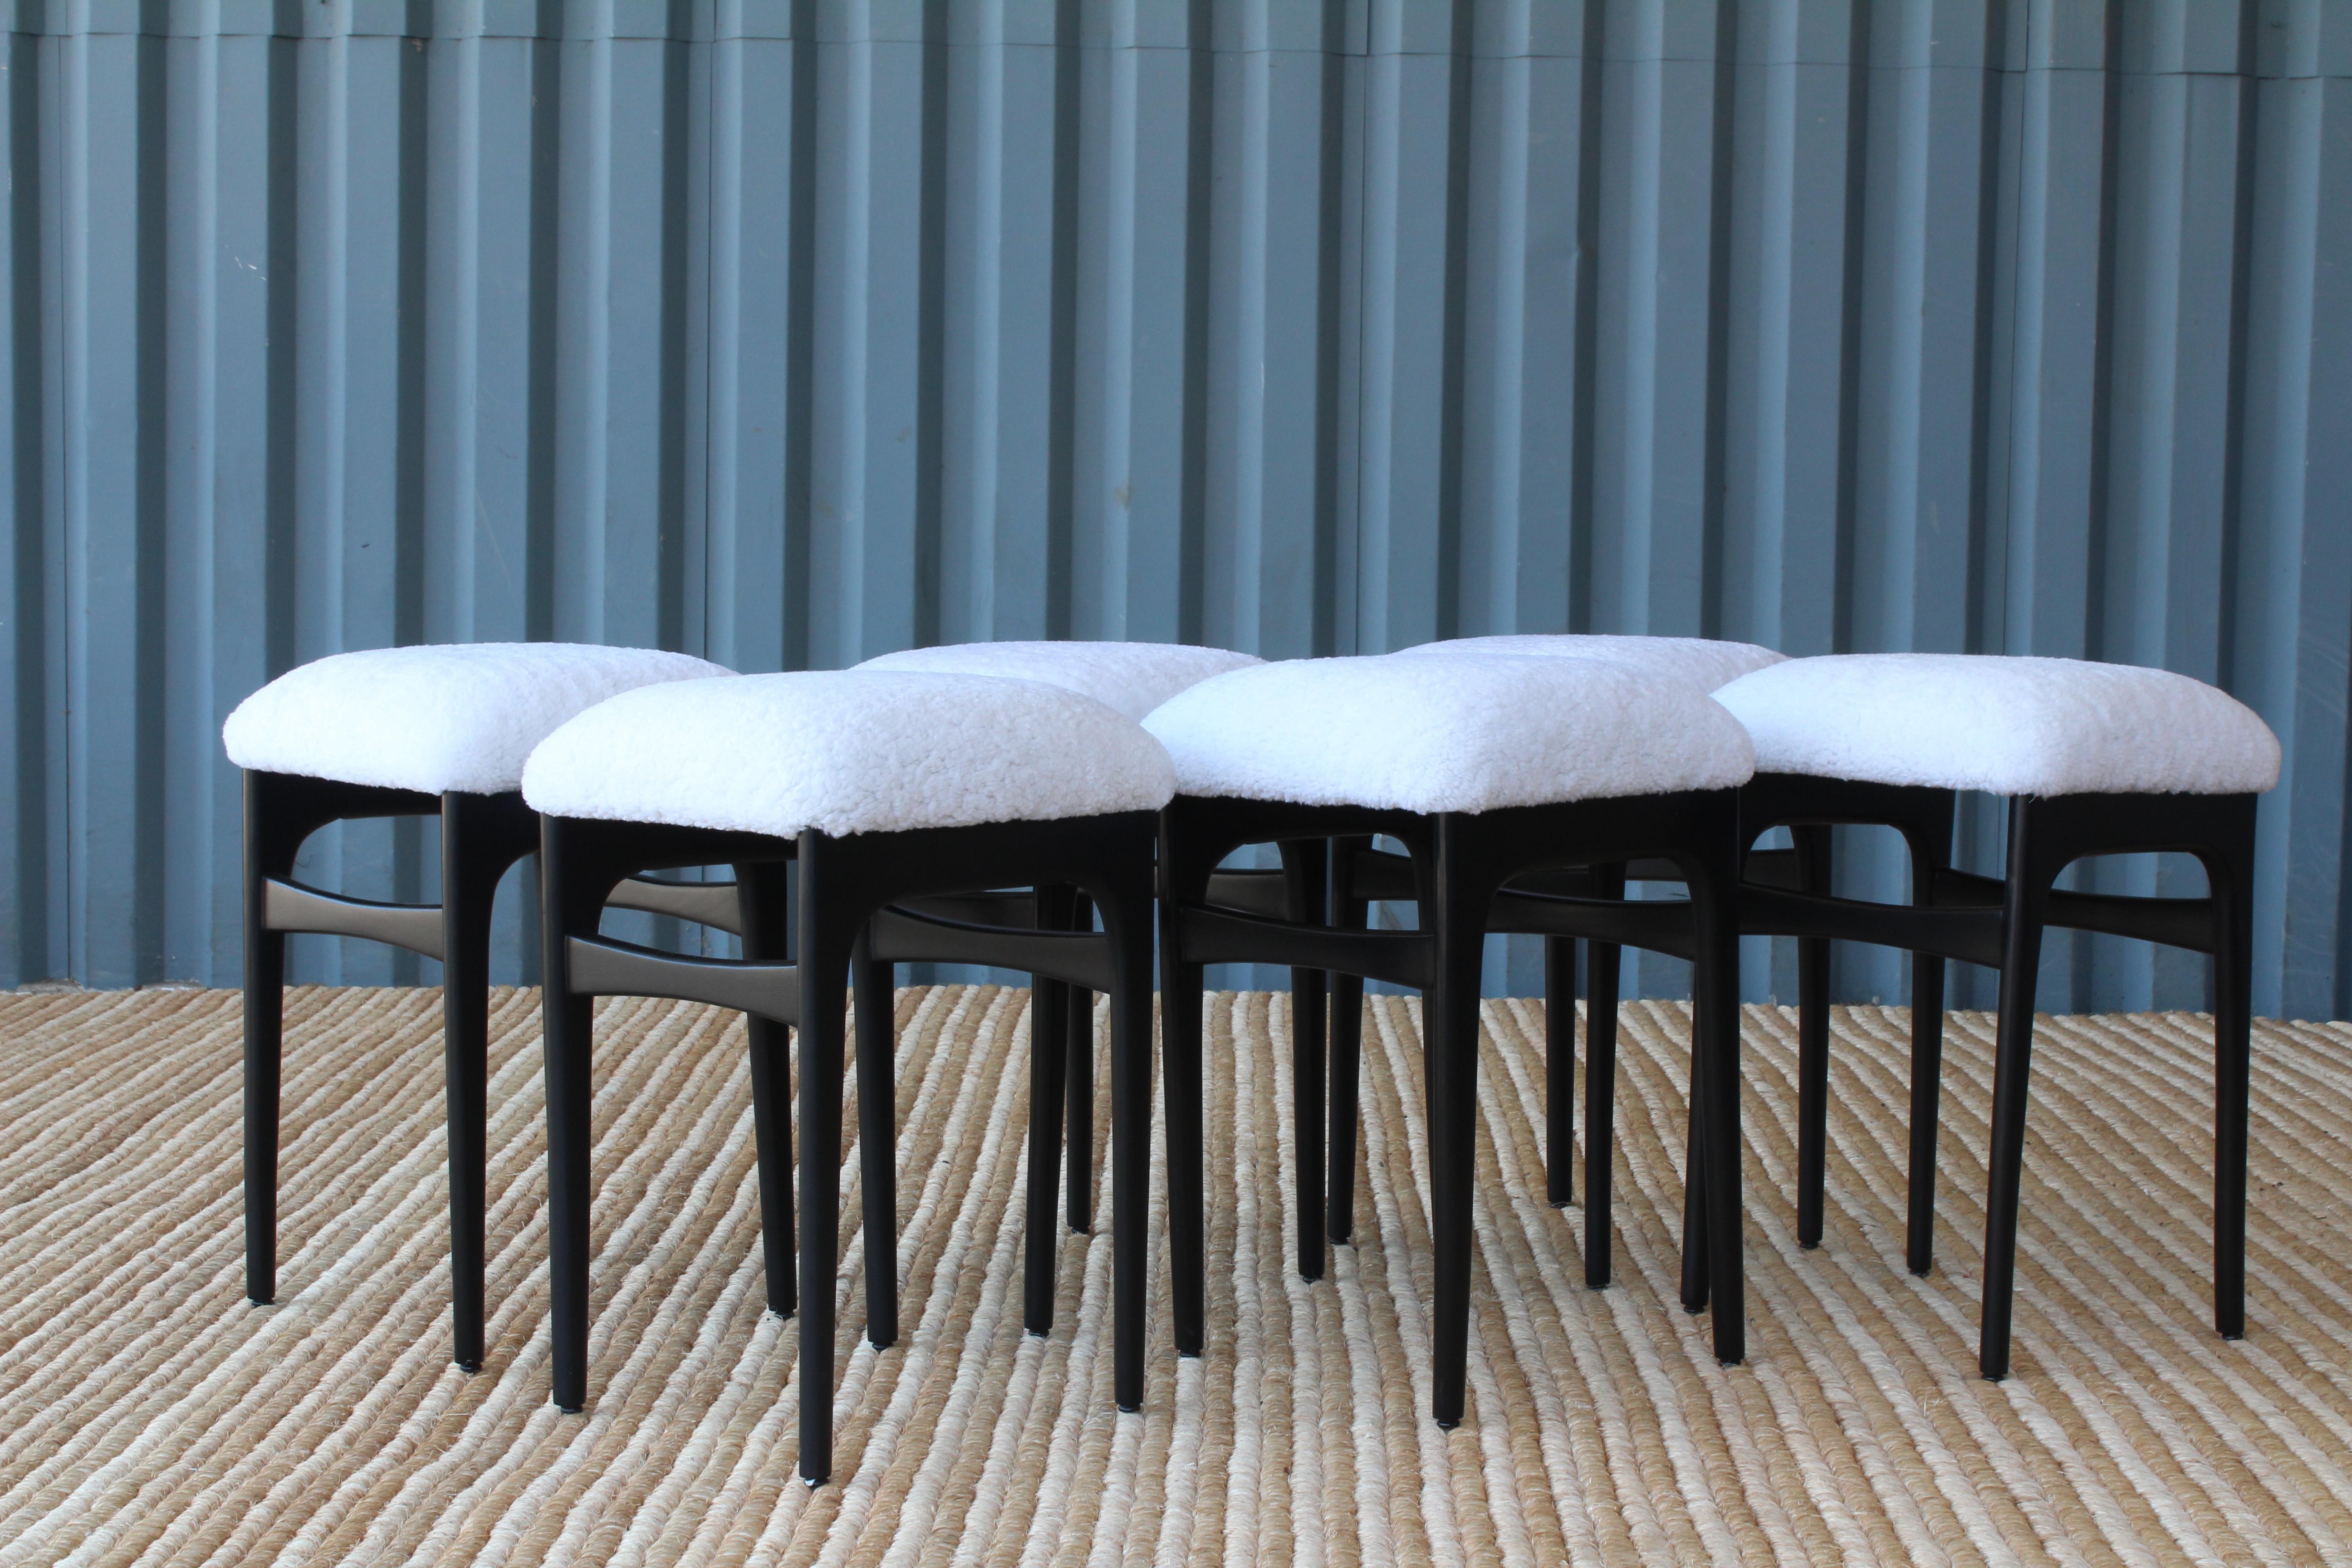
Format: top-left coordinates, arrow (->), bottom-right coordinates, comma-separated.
1436,1417 -> 1460,1432
1177,1347 -> 1202,1360
456,1359 -> 482,1376
1716,1356 -> 1744,1370
1908,1264 -> 1932,1279
869,1334 -> 897,1352
1117,1401 -> 1142,1415
1798,1240 -> 1820,1251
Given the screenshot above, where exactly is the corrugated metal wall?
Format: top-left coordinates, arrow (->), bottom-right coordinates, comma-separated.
2,0 -> 2346,1018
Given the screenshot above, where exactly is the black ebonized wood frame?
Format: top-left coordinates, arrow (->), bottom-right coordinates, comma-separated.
1040,854 -> 1353,1268
1736,776 -> 2259,1380
1431,772 -> 2258,1382
1333,845 -> 1670,1292
242,769 -> 723,1374
243,769 -> 539,1375
1158,789 -> 1747,1433
537,808 -> 1159,1486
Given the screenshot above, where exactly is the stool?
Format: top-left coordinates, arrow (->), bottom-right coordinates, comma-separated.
1394,632 -> 1787,691
857,637 -> 1260,718
856,640 -> 1260,1230
1143,652 -> 1756,1428
1529,650 -> 2277,1374
1708,653 -> 2278,1378
221,641 -> 728,1371
521,669 -> 1170,1484
1379,634 -> 1788,1226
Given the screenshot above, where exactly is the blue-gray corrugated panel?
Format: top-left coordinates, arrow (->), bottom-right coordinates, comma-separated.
1,0 -> 2346,1019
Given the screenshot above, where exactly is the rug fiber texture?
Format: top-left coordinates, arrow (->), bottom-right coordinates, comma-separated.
0,985 -> 2346,1565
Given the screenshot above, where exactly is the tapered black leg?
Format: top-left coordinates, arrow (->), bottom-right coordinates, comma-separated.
795,844 -> 853,1485
1105,878 -> 1156,1412
2206,808 -> 2257,1340
1292,965 -> 1327,1281
1024,972 -> 1070,1333
736,862 -> 795,1319
1024,887 -> 1073,1335
1906,954 -> 1946,1276
1980,806 -> 2052,1382
747,1017 -> 797,1319
854,932 -> 899,1348
1585,937 -> 1623,1290
1326,969 -> 1364,1245
1545,936 -> 1572,1207
243,855 -> 285,1310
1793,826 -> 1833,1250
1064,891 -> 1096,1234
440,978 -> 490,1368
1681,1071 -> 1710,1314
1289,841 -> 1329,1282
1327,839 -> 1370,1246
1691,848 -> 1747,1366
1158,895 -> 1208,1361
1897,806 -> 1953,1278
539,824 -> 599,1415
438,793 -> 513,1374
1794,936 -> 1831,1248
1426,822 -> 1489,1431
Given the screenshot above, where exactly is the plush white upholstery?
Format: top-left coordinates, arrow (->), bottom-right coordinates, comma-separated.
1712,654 -> 2282,796
855,640 -> 1261,721
222,642 -> 732,796
523,671 -> 1176,838
1141,653 -> 1754,814
1396,633 -> 1786,693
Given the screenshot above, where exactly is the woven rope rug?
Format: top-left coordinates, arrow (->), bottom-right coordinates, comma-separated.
0,986 -> 2346,1565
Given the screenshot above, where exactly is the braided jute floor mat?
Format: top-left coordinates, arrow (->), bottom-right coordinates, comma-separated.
0,986 -> 2347,1565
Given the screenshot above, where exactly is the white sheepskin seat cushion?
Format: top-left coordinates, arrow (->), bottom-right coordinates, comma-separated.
1395,633 -> 1786,692
1141,653 -> 1754,813
1712,654 -> 2282,796
855,640 -> 1261,721
522,671 -> 1176,838
222,642 -> 732,796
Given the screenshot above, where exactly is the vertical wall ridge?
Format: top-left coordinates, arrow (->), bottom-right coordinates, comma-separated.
5,28 -> 46,984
